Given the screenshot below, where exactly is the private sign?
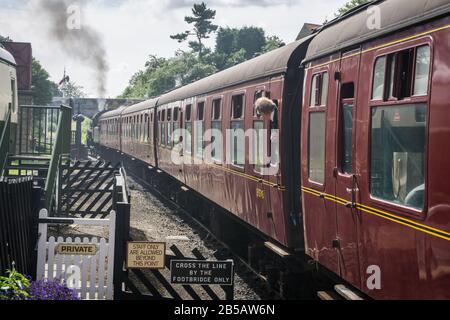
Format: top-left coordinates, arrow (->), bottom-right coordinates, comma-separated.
56,244 -> 99,256
126,242 -> 166,269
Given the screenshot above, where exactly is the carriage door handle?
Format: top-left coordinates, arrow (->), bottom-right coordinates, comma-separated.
345,175 -> 358,209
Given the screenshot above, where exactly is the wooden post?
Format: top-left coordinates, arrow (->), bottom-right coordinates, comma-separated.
113,202 -> 130,300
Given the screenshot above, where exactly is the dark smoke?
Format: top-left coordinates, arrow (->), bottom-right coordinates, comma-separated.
37,0 -> 109,97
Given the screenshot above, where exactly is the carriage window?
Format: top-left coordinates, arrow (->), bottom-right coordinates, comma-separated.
196,102 -> 205,158
253,121 -> 265,173
310,72 -> 328,106
186,104 -> 192,121
161,123 -> 166,146
174,107 -> 179,122
232,95 -> 245,119
375,45 -> 430,101
309,112 -> 326,184
388,55 -> 396,99
144,114 -> 148,142
231,121 -> 245,168
397,49 -> 414,99
253,90 -> 269,116
212,99 -> 221,120
370,104 -> 426,211
211,121 -> 222,162
197,102 -> 205,121
196,121 -> 203,158
141,114 -> 144,142
173,120 -> 180,149
185,122 -> 192,155
414,46 -> 431,96
372,57 -> 386,100
167,109 -> 172,121
167,122 -> 173,148
341,103 -> 354,173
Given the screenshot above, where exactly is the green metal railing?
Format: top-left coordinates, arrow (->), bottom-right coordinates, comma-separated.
44,105 -> 72,210
0,109 -> 12,175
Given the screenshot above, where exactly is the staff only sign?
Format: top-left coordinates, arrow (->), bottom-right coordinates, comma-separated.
170,260 -> 234,286
126,242 -> 166,269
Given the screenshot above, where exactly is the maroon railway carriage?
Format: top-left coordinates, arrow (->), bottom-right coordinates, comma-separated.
301,0 -> 450,299
120,99 -> 158,167
98,106 -> 125,151
153,37 -> 312,249
96,0 -> 450,300
99,36 -> 312,249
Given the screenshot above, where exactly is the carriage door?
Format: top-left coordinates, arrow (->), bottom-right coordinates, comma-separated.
334,50 -> 361,288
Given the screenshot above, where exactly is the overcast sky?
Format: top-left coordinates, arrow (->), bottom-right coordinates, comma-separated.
0,0 -> 349,98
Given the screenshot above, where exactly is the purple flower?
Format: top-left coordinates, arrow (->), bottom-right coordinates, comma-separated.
28,279 -> 79,301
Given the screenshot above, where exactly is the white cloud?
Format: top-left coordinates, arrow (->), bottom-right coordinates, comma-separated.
0,0 -> 347,98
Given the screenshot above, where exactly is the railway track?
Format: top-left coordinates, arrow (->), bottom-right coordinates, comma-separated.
125,166 -> 279,300
89,152 -> 363,300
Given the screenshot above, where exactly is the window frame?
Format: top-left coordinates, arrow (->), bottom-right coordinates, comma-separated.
307,110 -> 327,186
338,98 -> 355,176
306,66 -> 329,189
194,101 -> 204,158
309,71 -> 329,107
368,37 -> 433,218
253,120 -> 266,175
212,97 -> 222,121
253,87 -> 269,118
230,92 -> 246,171
370,37 -> 433,104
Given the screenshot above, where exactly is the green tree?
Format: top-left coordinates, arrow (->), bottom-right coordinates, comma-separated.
236,27 -> 266,60
0,35 -> 12,42
120,53 -> 216,99
213,26 -> 282,70
215,27 -> 237,56
263,36 -> 285,53
170,2 -> 218,59
32,58 -> 56,105
60,81 -> 86,99
336,0 -> 371,17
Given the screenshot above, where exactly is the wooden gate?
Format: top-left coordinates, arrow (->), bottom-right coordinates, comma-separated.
36,209 -> 116,300
57,159 -> 120,218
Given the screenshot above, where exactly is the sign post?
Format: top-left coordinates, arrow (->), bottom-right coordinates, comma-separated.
170,259 -> 235,299
126,242 -> 166,269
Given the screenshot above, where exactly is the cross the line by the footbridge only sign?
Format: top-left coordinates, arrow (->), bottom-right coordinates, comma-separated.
170,260 -> 234,286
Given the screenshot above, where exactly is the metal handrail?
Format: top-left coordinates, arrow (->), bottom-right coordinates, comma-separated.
0,109 -> 11,176
44,105 -> 72,210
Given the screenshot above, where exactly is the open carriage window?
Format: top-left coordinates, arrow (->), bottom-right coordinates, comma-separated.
211,99 -> 222,162
310,72 -> 329,107
185,104 -> 192,121
196,102 -> 205,158
232,94 -> 245,119
372,45 -> 431,101
212,99 -> 221,120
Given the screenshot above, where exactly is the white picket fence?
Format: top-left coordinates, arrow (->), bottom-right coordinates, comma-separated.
36,209 -> 116,300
